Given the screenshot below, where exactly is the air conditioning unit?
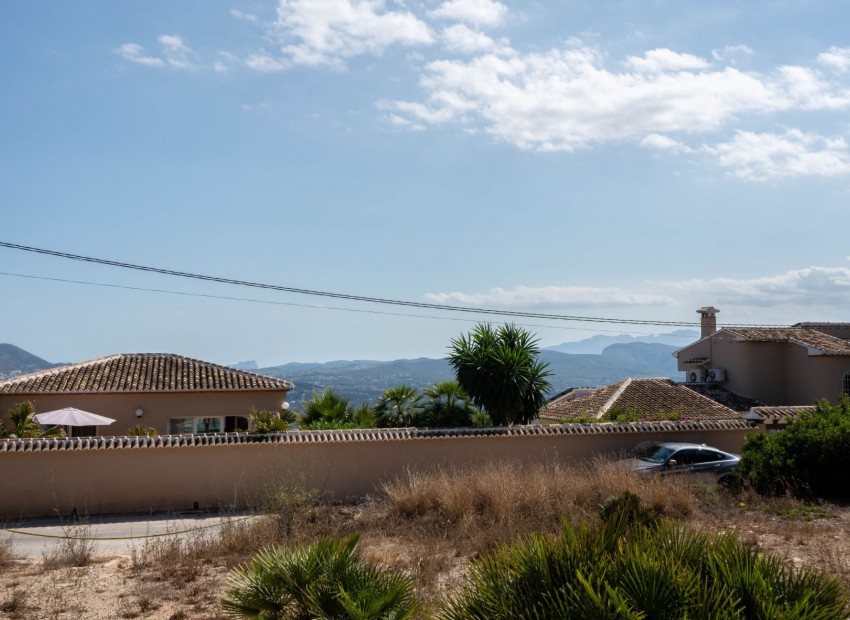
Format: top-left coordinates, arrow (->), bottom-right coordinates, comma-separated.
707,368 -> 727,383
686,369 -> 706,383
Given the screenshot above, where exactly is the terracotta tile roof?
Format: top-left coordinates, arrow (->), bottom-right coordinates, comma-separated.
724,327 -> 850,355
0,420 -> 754,452
541,378 -> 740,422
0,353 -> 293,394
681,383 -> 763,412
747,406 -> 815,422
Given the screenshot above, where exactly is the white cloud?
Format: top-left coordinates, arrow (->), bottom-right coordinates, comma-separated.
425,265 -> 850,312
424,286 -> 673,307
269,0 -> 433,67
231,9 -> 258,21
624,48 -> 710,73
706,129 -> 850,181
116,43 -> 165,67
818,46 -> 850,73
640,133 -> 692,153
116,35 -> 197,69
428,0 -> 508,28
711,44 -> 754,62
245,52 -> 291,72
387,44 -> 850,153
440,24 -> 497,54
656,266 -> 850,307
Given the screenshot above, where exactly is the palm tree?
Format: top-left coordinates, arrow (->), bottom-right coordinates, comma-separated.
300,387 -> 353,426
0,401 -> 64,439
421,381 -> 481,427
248,407 -> 296,434
448,324 -> 552,426
374,385 -> 423,428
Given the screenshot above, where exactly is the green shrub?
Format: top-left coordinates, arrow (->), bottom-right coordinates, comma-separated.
221,535 -> 418,620
127,425 -> 158,437
740,398 -> 850,498
440,496 -> 847,620
248,408 -> 296,434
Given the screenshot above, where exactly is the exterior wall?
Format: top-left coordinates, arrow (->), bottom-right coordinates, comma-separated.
0,391 -> 289,436
784,346 -> 850,405
0,426 -> 753,519
678,331 -> 850,406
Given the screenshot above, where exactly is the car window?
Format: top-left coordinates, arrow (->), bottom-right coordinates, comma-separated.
672,449 -> 698,465
637,445 -> 676,464
676,449 -> 725,464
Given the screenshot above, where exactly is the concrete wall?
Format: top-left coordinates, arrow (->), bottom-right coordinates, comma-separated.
784,346 -> 850,405
0,424 -> 753,519
0,391 -> 289,436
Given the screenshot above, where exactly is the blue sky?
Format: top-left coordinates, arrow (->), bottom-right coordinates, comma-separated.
2,0 -> 850,366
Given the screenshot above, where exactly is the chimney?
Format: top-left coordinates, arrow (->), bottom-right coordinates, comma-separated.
697,306 -> 719,339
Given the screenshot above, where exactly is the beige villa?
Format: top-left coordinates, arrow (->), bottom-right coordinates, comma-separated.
0,353 -> 294,436
674,307 -> 850,406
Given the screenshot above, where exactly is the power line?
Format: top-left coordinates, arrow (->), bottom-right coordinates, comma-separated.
0,271 -> 672,336
0,241 -> 783,328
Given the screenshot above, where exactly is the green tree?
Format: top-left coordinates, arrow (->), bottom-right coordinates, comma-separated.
421,381 -> 482,427
374,385 -> 423,428
448,324 -> 552,426
221,535 -> 418,620
0,401 -> 64,439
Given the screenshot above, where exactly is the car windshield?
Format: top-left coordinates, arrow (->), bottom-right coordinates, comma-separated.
637,446 -> 676,464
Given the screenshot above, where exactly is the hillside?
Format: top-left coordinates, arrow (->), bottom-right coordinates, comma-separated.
545,329 -> 698,354
0,343 -> 55,379
260,342 -> 680,408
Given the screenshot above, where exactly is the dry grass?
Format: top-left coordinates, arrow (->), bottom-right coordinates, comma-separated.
40,523 -> 97,570
379,458 -> 695,551
2,459 -> 850,619
0,535 -> 16,568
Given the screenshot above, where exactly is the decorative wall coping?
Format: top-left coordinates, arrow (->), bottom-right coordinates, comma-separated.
0,420 -> 754,453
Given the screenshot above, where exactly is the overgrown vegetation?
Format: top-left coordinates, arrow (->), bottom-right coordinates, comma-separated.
127,424 -> 158,437
440,494 -> 848,620
740,397 -> 850,498
220,535 -> 418,620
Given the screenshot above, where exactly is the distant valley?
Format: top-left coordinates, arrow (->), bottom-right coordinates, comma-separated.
0,330 -> 690,409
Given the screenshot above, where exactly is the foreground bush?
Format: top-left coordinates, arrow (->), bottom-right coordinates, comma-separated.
220,534 -> 418,620
440,501 -> 848,620
740,398 -> 850,498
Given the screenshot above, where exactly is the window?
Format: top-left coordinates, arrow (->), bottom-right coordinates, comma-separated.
196,417 -> 222,434
70,425 -> 96,438
843,371 -> 850,397
169,418 -> 195,434
225,416 -> 249,432
168,417 -> 230,435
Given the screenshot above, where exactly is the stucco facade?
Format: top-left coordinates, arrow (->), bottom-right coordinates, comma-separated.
0,353 -> 293,436
675,326 -> 850,406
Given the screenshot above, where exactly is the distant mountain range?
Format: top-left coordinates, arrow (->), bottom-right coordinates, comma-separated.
258,342 -> 682,408
545,329 -> 698,355
0,344 -> 58,379
2,331 -> 693,408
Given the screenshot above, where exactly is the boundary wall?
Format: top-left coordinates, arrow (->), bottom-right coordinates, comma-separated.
0,421 -> 754,519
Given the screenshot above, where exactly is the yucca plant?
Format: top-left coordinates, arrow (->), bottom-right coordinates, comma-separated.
440,495 -> 848,620
220,534 -> 418,620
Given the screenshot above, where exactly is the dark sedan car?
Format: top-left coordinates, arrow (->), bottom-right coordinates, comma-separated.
618,442 -> 740,483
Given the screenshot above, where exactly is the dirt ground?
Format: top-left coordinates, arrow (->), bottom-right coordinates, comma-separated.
3,470 -> 850,619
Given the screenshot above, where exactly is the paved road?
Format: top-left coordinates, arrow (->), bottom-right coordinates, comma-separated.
1,511 -> 255,557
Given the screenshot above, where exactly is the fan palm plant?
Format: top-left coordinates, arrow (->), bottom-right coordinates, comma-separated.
420,381 -> 481,427
300,388 -> 354,426
220,535 -> 418,620
374,385 -> 423,428
248,408 -> 296,434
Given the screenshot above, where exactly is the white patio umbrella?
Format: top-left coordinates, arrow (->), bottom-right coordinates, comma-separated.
34,408 -> 116,427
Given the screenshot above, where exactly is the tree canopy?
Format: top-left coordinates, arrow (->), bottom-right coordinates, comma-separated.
448,324 -> 552,426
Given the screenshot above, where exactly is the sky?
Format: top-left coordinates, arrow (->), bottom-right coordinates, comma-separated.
1,0 -> 850,366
